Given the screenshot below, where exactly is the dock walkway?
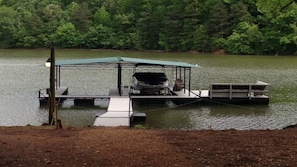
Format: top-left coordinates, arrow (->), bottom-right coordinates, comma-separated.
93,87 -> 133,126
93,97 -> 133,126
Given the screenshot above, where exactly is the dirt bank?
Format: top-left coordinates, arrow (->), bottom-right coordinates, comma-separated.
1,126 -> 297,166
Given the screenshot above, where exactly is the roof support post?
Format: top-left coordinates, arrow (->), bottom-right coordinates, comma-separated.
57,65 -> 61,88
175,67 -> 178,79
183,67 -> 186,94
55,65 -> 58,88
179,66 -> 182,79
117,63 -> 122,96
188,68 -> 191,96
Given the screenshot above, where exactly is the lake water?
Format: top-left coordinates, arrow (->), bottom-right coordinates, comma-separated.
1,49 -> 297,130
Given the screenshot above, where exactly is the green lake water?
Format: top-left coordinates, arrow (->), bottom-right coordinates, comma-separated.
1,49 -> 297,130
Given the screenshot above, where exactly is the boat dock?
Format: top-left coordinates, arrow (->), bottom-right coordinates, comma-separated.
39,56 -> 270,127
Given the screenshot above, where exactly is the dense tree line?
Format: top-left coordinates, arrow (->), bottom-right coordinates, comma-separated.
0,0 -> 296,55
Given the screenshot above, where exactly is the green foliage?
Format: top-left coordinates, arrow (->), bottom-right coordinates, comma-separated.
93,6 -> 111,26
51,22 -> 80,48
256,0 -> 295,17
207,0 -> 231,39
0,5 -> 17,48
83,24 -> 113,48
226,22 -> 262,54
193,25 -> 211,52
70,2 -> 92,33
137,0 -> 164,50
133,124 -> 146,129
0,0 -> 296,54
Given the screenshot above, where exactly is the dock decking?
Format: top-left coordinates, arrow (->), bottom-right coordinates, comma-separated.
93,97 -> 133,126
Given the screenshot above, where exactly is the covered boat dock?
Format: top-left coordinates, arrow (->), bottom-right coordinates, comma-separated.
39,56 -> 200,126
39,56 -> 270,127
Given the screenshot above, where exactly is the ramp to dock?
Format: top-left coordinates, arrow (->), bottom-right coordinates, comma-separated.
93,97 -> 133,126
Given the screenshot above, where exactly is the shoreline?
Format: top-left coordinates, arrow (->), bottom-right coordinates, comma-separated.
2,48 -> 294,56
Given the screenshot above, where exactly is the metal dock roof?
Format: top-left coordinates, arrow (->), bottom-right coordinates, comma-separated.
55,56 -> 200,68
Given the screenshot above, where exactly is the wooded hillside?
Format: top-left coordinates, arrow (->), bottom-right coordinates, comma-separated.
0,0 -> 296,55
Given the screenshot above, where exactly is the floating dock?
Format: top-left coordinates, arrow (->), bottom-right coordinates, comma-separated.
200,81 -> 270,105
38,86 -> 69,106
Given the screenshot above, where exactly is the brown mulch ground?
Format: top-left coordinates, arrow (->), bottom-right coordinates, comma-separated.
1,126 -> 297,167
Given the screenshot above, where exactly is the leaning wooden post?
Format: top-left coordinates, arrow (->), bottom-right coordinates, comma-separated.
49,47 -> 56,125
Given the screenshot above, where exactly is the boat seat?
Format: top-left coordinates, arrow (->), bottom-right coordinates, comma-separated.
173,79 -> 184,91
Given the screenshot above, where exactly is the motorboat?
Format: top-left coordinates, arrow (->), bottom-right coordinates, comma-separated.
132,72 -> 169,95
